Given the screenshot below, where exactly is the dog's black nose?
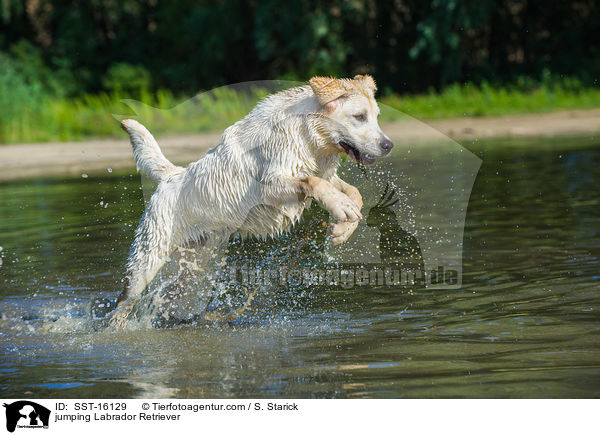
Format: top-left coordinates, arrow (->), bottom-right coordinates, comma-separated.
380,138 -> 394,153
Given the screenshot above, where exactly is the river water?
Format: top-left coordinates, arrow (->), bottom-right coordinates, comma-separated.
1,135 -> 598,398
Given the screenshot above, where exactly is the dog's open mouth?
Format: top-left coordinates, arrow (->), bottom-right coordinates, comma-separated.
338,141 -> 376,165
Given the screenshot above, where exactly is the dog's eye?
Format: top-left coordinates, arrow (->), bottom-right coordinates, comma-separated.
353,113 -> 367,122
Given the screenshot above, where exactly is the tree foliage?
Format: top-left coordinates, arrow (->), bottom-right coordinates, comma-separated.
0,0 -> 598,96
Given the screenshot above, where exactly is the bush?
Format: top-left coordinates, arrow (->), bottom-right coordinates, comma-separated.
0,52 -> 47,143
101,63 -> 152,97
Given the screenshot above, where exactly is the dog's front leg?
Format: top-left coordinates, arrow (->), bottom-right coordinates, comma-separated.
264,175 -> 361,236
295,176 -> 362,225
329,176 -> 363,245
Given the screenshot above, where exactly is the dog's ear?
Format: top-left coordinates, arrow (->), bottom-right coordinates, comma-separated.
354,74 -> 377,94
309,76 -> 348,110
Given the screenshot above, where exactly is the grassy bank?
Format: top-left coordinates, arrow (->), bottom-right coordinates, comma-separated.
381,79 -> 600,120
0,87 -> 271,144
2,80 -> 600,144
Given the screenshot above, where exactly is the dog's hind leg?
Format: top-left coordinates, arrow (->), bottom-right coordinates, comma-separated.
110,242 -> 171,329
116,251 -> 169,306
116,205 -> 175,305
117,247 -> 170,305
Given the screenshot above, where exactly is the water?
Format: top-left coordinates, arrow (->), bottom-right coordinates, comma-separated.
1,135 -> 599,398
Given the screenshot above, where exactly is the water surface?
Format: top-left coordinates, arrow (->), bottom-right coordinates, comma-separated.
1,135 -> 599,398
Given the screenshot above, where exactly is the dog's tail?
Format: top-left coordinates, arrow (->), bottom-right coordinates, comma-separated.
121,119 -> 182,183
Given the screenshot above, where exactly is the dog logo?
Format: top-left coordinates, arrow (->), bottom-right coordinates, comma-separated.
3,401 -> 50,432
366,183 -> 424,270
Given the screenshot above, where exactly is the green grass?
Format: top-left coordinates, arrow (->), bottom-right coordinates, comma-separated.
0,87 -> 270,143
380,80 -> 600,121
2,80 -> 600,144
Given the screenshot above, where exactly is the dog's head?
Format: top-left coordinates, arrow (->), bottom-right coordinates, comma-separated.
309,75 -> 393,165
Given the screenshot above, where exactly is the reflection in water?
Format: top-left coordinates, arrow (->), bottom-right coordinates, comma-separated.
0,137 -> 599,398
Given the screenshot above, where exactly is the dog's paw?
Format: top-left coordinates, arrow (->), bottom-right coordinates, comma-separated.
325,191 -> 362,223
106,298 -> 138,330
330,220 -> 359,245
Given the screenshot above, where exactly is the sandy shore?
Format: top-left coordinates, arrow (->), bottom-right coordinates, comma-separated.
1,109 -> 599,182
